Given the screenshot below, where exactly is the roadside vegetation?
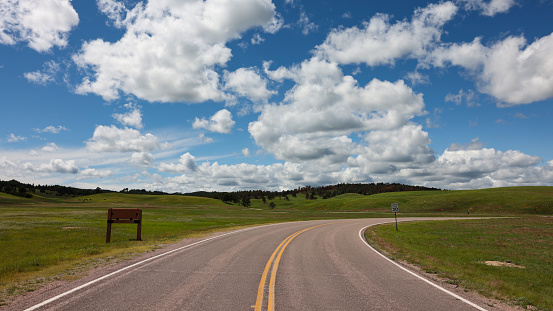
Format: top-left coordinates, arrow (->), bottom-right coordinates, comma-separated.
366,217 -> 553,310
1,185 -> 552,308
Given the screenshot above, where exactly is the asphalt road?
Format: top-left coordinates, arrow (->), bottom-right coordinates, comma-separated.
14,218 -> 496,311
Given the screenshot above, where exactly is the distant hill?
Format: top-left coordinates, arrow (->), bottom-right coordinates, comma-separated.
182,183 -> 441,205
0,179 -> 113,199
0,179 -> 439,202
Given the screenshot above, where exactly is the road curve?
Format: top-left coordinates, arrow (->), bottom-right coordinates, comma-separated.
13,218 -> 496,311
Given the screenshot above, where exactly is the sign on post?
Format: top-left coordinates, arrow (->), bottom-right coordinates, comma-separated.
391,203 -> 399,232
106,208 -> 142,243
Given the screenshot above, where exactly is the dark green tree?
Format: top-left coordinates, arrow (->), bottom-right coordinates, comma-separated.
241,195 -> 251,208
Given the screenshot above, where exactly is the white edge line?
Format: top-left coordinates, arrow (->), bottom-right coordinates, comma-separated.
358,221 -> 488,311
24,224 -> 280,311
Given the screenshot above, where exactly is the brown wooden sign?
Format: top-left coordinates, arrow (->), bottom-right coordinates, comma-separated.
106,208 -> 142,243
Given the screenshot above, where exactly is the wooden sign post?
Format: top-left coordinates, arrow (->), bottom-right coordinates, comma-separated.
106,208 -> 142,243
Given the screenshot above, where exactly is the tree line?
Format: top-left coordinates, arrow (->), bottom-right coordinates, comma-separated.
1,179 -> 439,205
0,179 -> 110,198
186,182 -> 441,207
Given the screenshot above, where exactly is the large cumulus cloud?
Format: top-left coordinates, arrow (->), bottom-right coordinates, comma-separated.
315,2 -> 457,66
251,58 -> 427,163
430,33 -> 553,106
0,0 -> 78,52
86,125 -> 160,153
73,0 -> 280,102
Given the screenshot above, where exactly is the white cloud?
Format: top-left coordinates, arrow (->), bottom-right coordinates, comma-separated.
431,33 -> 553,106
97,0 -> 127,28
147,141 -> 553,192
25,159 -> 79,174
0,0 -> 79,52
242,148 -> 251,157
251,33 -> 264,45
198,133 -> 214,143
315,2 -> 457,66
362,124 -> 435,164
428,37 -> 487,70
298,10 -> 318,35
480,34 -> 553,106
513,113 -> 528,119
158,152 -> 198,173
448,137 -> 483,151
35,125 -> 68,134
7,133 -> 26,142
24,61 -> 61,85
445,89 -> 479,107
223,68 -> 276,102
42,142 -> 59,153
73,0 -> 279,102
456,0 -> 515,16
263,12 -> 284,34
86,125 -> 160,153
422,147 -> 542,184
340,142 -> 549,190
425,108 -> 442,129
342,125 -> 436,182
78,168 -> 113,179
0,156 -> 16,169
130,152 -> 154,167
254,58 -> 426,162
160,161 -> 289,191
404,71 -> 430,86
113,108 -> 143,129
263,60 -> 295,82
284,0 -> 296,7
193,109 -> 235,134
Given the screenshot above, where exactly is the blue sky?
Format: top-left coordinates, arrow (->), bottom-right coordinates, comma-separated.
1,0 -> 553,192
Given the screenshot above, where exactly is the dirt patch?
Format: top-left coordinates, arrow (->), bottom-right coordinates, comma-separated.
484,261 -> 525,269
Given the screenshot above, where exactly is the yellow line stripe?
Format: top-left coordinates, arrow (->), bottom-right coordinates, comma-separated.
268,230 -> 303,310
254,233 -> 294,311
255,223 -> 331,311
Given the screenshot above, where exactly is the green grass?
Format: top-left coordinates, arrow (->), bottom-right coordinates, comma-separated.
365,217 -> 553,310
248,187 -> 553,214
0,192 -> 384,293
1,186 -> 552,306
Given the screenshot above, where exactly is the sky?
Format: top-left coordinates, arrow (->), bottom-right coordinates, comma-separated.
1,0 -> 553,193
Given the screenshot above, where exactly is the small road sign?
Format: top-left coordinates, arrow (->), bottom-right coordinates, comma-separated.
391,203 -> 399,232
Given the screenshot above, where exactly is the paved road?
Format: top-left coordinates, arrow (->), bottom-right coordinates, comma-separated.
15,218 -> 493,311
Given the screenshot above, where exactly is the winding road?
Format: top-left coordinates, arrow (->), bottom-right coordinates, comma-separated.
14,218 -> 496,311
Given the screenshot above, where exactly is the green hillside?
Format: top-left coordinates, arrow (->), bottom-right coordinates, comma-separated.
2,186 -> 552,215
248,186 -> 553,215
65,192 -> 229,207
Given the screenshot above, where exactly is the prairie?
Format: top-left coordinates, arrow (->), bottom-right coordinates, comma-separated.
1,186 -> 552,308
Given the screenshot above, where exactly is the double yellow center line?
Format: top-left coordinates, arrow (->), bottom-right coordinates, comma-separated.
253,223 -> 330,311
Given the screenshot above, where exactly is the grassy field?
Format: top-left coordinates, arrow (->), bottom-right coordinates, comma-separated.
0,191 -> 388,303
365,217 -> 553,310
245,186 -> 553,214
1,186 -> 552,307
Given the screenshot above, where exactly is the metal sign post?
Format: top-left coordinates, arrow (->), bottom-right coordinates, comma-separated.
391,203 -> 399,232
